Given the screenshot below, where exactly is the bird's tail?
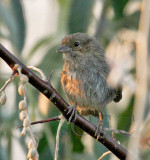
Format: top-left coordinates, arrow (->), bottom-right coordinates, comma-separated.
113,85 -> 122,102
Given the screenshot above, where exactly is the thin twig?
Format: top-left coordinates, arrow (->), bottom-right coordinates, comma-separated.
0,73 -> 16,93
28,66 -> 47,80
105,128 -> 131,135
54,115 -> 65,160
98,151 -> 111,160
17,116 -> 61,128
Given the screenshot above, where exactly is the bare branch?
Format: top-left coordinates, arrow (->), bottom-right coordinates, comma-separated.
17,116 -> 61,129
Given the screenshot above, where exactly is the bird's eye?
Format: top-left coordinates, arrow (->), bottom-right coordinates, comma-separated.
74,41 -> 80,47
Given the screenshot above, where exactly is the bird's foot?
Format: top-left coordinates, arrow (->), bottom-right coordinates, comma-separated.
94,111 -> 105,140
65,106 -> 77,123
95,123 -> 105,140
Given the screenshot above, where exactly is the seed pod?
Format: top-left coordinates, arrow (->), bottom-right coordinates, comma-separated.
18,84 -> 25,96
21,127 -> 26,136
0,92 -> 7,105
20,74 -> 29,84
19,100 -> 27,110
28,139 -> 36,149
26,148 -> 36,159
19,110 -> 27,121
23,117 -> 30,127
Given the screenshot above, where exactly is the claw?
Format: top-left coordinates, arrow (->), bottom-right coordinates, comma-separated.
95,123 -> 105,140
65,106 -> 77,123
49,92 -> 56,101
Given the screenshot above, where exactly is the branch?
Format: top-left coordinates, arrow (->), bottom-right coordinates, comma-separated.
17,116 -> 61,128
0,44 -> 134,160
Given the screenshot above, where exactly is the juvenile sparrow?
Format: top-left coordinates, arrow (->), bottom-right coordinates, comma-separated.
57,33 -> 122,136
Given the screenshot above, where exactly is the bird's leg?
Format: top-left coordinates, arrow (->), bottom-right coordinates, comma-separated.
65,105 -> 77,123
111,131 -> 117,142
95,111 -> 105,140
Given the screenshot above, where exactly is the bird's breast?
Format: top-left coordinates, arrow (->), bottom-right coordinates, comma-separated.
60,63 -> 115,111
61,69 -> 84,98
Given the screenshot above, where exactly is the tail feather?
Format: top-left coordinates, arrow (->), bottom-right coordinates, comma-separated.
113,86 -> 122,102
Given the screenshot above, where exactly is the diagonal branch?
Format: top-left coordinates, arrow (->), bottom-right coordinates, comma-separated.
0,44 -> 134,160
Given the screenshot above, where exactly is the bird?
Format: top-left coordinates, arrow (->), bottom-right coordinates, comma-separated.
57,33 -> 122,137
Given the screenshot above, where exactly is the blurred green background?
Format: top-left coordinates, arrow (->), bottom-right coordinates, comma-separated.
0,0 -> 149,160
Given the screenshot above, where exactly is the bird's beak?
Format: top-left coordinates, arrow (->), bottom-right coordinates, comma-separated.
56,45 -> 70,53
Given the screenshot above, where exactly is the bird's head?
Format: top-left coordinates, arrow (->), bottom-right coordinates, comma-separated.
57,33 -> 104,61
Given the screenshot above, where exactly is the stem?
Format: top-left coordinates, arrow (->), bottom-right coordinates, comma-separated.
0,74 -> 16,93
17,116 -> 61,128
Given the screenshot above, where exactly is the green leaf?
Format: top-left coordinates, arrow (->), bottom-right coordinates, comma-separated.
57,0 -> 72,33
68,0 -> 94,33
70,125 -> 84,152
38,132 -> 53,160
117,97 -> 134,131
115,97 -> 134,143
10,0 -> 26,52
112,0 -> 128,19
0,2 -> 16,41
0,0 -> 26,53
